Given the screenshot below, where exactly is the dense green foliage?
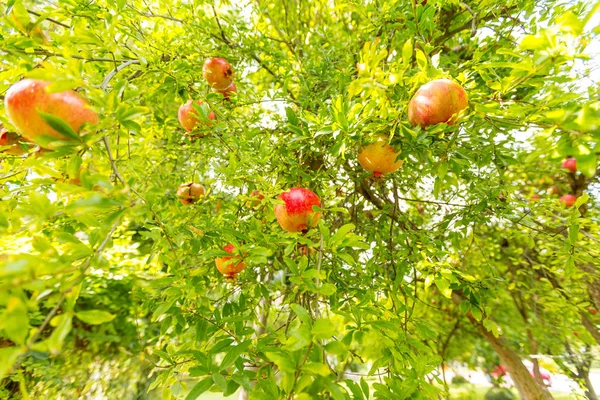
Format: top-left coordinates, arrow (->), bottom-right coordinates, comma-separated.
1,0 -> 600,399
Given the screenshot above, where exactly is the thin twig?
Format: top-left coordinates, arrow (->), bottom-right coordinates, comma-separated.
100,60 -> 141,90
27,10 -> 70,29
0,47 -> 136,63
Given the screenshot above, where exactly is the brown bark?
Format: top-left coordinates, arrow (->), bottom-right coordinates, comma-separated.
509,291 -> 553,397
477,321 -> 553,400
582,372 -> 599,400
238,273 -> 271,400
539,267 -> 600,346
452,293 -> 553,400
557,342 -> 600,400
579,263 -> 600,312
581,314 -> 600,345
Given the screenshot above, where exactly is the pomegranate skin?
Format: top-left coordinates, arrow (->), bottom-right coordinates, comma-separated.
358,136 -> 402,177
215,244 -> 246,278
178,100 -> 215,132
5,79 -> 98,143
560,194 -> 577,208
408,79 -> 468,128
274,188 -> 322,233
203,58 -> 234,90
177,182 -> 206,205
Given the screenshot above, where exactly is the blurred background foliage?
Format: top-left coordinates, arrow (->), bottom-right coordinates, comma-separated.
1,0 -> 600,399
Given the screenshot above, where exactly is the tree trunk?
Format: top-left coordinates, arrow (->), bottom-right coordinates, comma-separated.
582,370 -> 599,400
581,314 -> 600,346
238,272 -> 271,400
452,293 -> 553,400
539,267 -> 600,346
479,327 -> 553,400
579,263 -> 600,312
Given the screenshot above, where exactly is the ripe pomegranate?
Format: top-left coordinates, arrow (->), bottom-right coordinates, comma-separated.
298,245 -> 316,256
4,79 -> 98,144
560,194 -> 577,208
247,189 -> 265,208
215,244 -> 246,279
561,158 -> 577,173
0,128 -> 28,155
274,188 -> 322,233
549,186 -> 560,195
357,135 -> 403,177
211,82 -> 237,101
203,58 -> 234,90
177,182 -> 206,205
408,78 -> 468,128
178,100 -> 216,132
589,308 -> 598,316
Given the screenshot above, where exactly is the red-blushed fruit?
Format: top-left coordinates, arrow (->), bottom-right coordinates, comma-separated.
416,203 -> 424,215
357,135 -> 403,177
247,189 -> 265,208
4,79 -> 98,144
573,332 -> 580,338
549,186 -> 561,195
589,308 -> 598,315
560,194 -> 577,208
178,100 -> 216,132
215,244 -> 246,280
408,78 -> 468,128
177,182 -> 206,205
561,158 -> 577,173
0,128 -> 28,155
274,187 -> 322,233
530,194 -> 541,202
211,82 -> 237,101
203,58 -> 234,90
298,245 -> 316,256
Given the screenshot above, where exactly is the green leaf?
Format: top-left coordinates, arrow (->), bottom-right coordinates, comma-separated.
318,283 -> 337,296
117,106 -> 149,122
345,380 -> 365,400
312,318 -> 336,339
520,34 -> 549,50
265,352 -> 296,373
301,362 -> 330,376
402,39 -> 413,65
319,220 -> 330,244
415,49 -> 427,71
434,277 -> 452,298
470,307 -> 482,322
185,378 -> 213,400
37,111 -> 82,142
568,223 -> 579,244
47,313 -> 73,354
325,341 -> 347,356
152,349 -> 173,365
1,296 -> 29,345
327,381 -> 347,400
483,318 -> 501,338
220,341 -> 251,369
212,373 -> 228,392
360,377 -> 370,399
576,153 -> 597,178
290,304 -> 312,326
0,347 -> 21,381
330,223 -> 355,246
557,11 -> 583,34
574,193 -> 589,208
286,107 -> 299,127
75,310 -> 116,325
